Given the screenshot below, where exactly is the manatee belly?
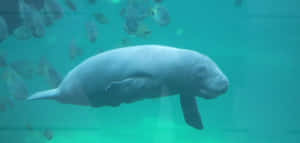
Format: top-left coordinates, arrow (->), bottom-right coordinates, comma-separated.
85,74 -> 178,107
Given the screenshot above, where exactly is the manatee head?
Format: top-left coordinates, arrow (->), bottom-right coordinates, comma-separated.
187,53 -> 229,99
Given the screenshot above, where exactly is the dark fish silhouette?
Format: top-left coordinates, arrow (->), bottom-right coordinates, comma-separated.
41,9 -> 55,26
124,18 -> 139,34
65,0 -> 77,11
69,40 -> 83,60
43,129 -> 53,140
86,20 -> 98,43
120,37 -> 130,46
44,0 -> 64,19
0,55 -> 7,67
134,23 -> 151,38
2,67 -> 29,100
121,0 -> 151,21
19,0 -> 46,38
151,4 -> 170,26
13,25 -> 33,40
0,104 -> 6,112
121,0 -> 152,35
88,0 -> 96,4
154,0 -> 163,3
235,0 -> 243,7
0,16 -> 8,42
25,123 -> 33,131
10,60 -> 36,79
93,13 -> 109,24
38,57 -> 62,88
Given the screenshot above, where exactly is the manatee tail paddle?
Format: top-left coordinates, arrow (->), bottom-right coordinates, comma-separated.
27,89 -> 60,101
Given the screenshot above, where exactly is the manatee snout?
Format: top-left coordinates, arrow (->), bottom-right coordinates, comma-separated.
202,74 -> 229,99
213,75 -> 229,94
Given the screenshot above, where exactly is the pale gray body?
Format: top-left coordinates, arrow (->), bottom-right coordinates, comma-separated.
27,45 -> 229,130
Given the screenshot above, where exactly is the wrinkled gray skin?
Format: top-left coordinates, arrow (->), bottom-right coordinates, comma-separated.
0,16 -> 8,42
27,45 -> 229,130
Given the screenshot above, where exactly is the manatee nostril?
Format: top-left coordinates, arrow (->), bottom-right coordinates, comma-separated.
220,78 -> 229,93
222,83 -> 228,93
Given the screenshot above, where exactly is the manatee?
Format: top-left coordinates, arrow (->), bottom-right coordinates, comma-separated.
27,45 -> 229,130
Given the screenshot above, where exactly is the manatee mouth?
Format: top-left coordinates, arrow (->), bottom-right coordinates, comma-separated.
199,89 -> 216,99
199,78 -> 229,99
199,89 -> 222,99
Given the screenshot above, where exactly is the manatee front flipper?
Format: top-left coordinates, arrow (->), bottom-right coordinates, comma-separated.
105,76 -> 160,105
180,95 -> 204,130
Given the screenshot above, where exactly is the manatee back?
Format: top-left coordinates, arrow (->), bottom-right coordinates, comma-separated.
59,45 -> 195,106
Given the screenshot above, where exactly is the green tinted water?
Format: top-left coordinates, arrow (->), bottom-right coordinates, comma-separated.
0,0 -> 300,143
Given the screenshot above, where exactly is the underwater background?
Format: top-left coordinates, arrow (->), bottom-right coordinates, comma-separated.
0,0 -> 300,143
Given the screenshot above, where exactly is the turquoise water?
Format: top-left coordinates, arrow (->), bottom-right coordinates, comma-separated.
1,0 -> 300,143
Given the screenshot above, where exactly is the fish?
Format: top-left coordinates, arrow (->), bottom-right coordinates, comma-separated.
235,0 -> 243,7
93,13 -> 109,24
27,45 -> 229,130
2,67 -> 29,100
10,60 -> 37,79
47,67 -> 62,88
69,40 -> 83,60
19,0 -> 46,38
124,21 -> 151,37
86,20 -> 98,43
120,37 -> 130,46
121,0 -> 152,21
41,8 -> 55,27
23,0 -> 44,10
25,123 -> 33,131
135,23 -> 151,38
64,0 -> 77,11
39,57 -> 62,88
13,25 -> 33,40
0,16 -> 8,43
154,0 -> 163,3
0,55 -> 7,67
88,0 -> 96,4
124,18 -> 139,34
0,104 -> 6,112
121,0 -> 153,34
43,129 -> 53,140
151,4 -> 170,26
0,95 -> 15,112
44,0 -> 64,19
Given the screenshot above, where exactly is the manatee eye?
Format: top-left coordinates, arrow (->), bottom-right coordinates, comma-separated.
196,66 -> 207,79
